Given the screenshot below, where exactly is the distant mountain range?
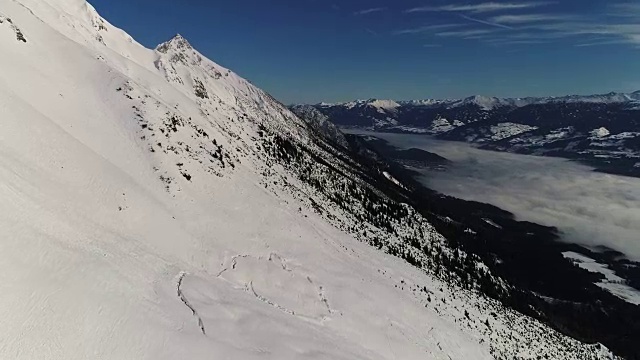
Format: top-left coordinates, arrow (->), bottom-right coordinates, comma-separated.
298,92 -> 640,177
319,91 -> 640,111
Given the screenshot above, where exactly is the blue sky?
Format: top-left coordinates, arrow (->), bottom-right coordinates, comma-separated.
90,0 -> 640,104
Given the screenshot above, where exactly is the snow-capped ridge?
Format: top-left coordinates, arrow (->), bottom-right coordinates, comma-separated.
590,127 -> 611,138
455,95 -> 504,110
317,91 -> 640,112
398,99 -> 453,107
317,101 -> 336,107
326,98 -> 400,112
156,33 -> 193,54
155,33 -> 204,67
36,0 -> 91,15
367,99 -> 400,110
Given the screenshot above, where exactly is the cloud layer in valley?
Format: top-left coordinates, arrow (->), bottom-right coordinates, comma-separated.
371,133 -> 640,261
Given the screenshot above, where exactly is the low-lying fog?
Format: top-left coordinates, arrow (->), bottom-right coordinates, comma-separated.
347,130 -> 640,261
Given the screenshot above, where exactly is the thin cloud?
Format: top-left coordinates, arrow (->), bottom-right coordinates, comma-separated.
502,39 -> 548,44
484,38 -> 549,44
364,28 -> 379,36
354,7 -> 386,16
401,2 -> 640,48
465,33 -> 499,40
575,39 -> 630,47
506,32 -> 576,40
491,14 -> 578,24
460,14 -> 514,29
625,33 -> 640,46
436,29 -> 498,37
405,2 -> 554,14
526,22 -> 640,45
608,3 -> 640,17
479,18 -> 640,46
393,24 -> 465,35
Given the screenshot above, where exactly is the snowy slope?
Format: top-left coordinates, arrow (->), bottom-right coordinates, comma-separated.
0,1 -> 618,359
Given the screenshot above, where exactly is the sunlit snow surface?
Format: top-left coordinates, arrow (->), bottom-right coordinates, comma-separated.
0,0 -> 619,359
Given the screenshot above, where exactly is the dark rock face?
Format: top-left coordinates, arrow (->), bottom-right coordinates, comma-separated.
289,104 -> 349,149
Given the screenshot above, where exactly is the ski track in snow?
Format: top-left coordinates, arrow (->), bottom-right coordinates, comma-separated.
177,272 -> 206,335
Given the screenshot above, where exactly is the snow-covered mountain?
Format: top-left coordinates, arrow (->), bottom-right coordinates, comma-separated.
0,0 -> 625,359
436,101 -> 640,177
310,92 -> 640,132
323,91 -> 640,112
289,104 -> 349,148
450,92 -> 640,110
306,94 -> 640,177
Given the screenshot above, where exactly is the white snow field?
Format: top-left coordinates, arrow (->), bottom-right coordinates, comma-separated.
0,0 -> 617,359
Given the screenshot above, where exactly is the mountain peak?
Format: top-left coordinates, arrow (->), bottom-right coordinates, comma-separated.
154,33 -> 205,67
458,95 -> 503,110
156,33 -> 193,54
367,99 -> 400,110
